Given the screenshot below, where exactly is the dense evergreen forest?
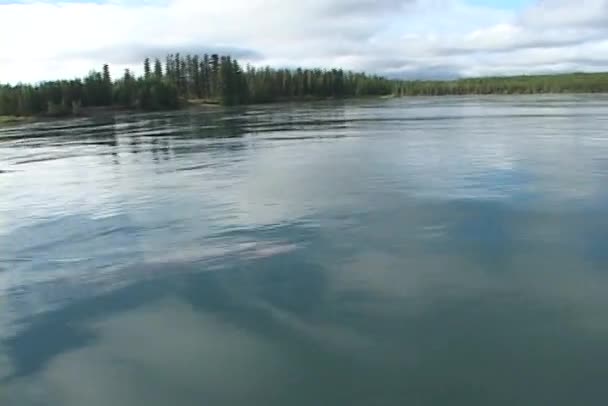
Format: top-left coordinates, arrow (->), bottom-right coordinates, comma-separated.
0,53 -> 392,117
394,72 -> 608,96
2,52 -> 608,118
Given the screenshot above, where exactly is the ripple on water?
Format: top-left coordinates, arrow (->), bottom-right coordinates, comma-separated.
2,96 -> 608,405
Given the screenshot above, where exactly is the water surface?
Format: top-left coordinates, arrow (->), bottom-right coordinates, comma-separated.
2,96 -> 608,405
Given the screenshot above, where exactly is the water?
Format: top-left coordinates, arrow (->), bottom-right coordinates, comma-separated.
1,95 -> 608,405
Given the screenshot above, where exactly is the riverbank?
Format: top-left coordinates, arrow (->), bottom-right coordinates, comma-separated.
2,89 -> 608,129
0,116 -> 34,126
3,51 -> 608,122
0,95 -> 390,127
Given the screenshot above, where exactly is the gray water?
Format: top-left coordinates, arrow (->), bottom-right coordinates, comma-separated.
1,95 -> 608,405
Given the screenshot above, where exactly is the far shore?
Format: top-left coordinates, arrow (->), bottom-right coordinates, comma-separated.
2,91 -> 608,128
0,95 -> 386,127
0,115 -> 35,126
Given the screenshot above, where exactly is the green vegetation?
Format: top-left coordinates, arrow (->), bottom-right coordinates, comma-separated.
0,53 -> 392,117
2,52 -> 608,120
394,72 -> 608,96
0,115 -> 32,125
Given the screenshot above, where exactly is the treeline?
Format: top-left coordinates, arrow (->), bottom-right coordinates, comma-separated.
0,53 -> 393,117
0,63 -> 179,117
4,57 -> 608,118
163,54 -> 392,104
394,72 -> 608,96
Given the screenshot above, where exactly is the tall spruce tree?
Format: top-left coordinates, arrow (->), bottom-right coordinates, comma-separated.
154,59 -> 163,79
144,58 -> 151,79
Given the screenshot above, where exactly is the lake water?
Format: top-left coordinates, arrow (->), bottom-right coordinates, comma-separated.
1,95 -> 608,405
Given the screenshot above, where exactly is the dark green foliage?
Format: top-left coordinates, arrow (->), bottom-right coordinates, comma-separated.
4,54 -> 608,118
207,54 -> 220,99
393,72 -> 608,96
201,54 -> 210,98
240,65 -> 390,104
113,69 -> 136,107
4,53 -> 608,119
153,59 -> 163,79
144,58 -> 151,79
137,77 -> 179,111
102,64 -> 112,105
0,52 -> 398,117
0,61 -> 181,116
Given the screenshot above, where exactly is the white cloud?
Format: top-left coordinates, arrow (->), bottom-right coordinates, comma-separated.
1,0 -> 608,83
1,299 -> 288,405
520,0 -> 608,28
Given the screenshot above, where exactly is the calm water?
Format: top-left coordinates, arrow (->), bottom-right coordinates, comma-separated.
2,96 -> 608,405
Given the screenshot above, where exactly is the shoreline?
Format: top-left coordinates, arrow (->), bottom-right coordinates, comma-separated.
0,116 -> 35,126
2,92 -> 608,128
0,95 -> 387,127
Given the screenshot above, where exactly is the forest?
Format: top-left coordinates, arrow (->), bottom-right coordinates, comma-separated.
394,72 -> 608,95
0,53 -> 393,117
2,52 -> 608,118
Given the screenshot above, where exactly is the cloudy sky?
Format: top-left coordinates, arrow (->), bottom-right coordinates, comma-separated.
1,0 -> 608,83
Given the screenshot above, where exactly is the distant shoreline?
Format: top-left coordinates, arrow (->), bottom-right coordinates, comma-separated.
0,92 -> 602,128
2,90 -> 608,128
0,95 -> 387,127
4,52 -> 608,125
0,115 -> 35,126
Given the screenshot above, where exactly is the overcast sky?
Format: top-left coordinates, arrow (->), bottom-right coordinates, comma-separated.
1,0 -> 608,83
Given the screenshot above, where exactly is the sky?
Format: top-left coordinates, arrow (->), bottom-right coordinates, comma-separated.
1,0 -> 608,83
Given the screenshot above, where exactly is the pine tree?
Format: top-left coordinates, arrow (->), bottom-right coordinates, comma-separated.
210,54 -> 220,99
202,54 -> 210,98
102,64 -> 112,105
179,58 -> 187,96
192,55 -> 201,98
165,54 -> 173,81
154,59 -> 163,79
144,58 -> 151,79
102,64 -> 111,84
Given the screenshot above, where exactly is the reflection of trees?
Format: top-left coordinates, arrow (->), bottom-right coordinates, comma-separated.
107,110 -> 251,166
4,103 -> 351,170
